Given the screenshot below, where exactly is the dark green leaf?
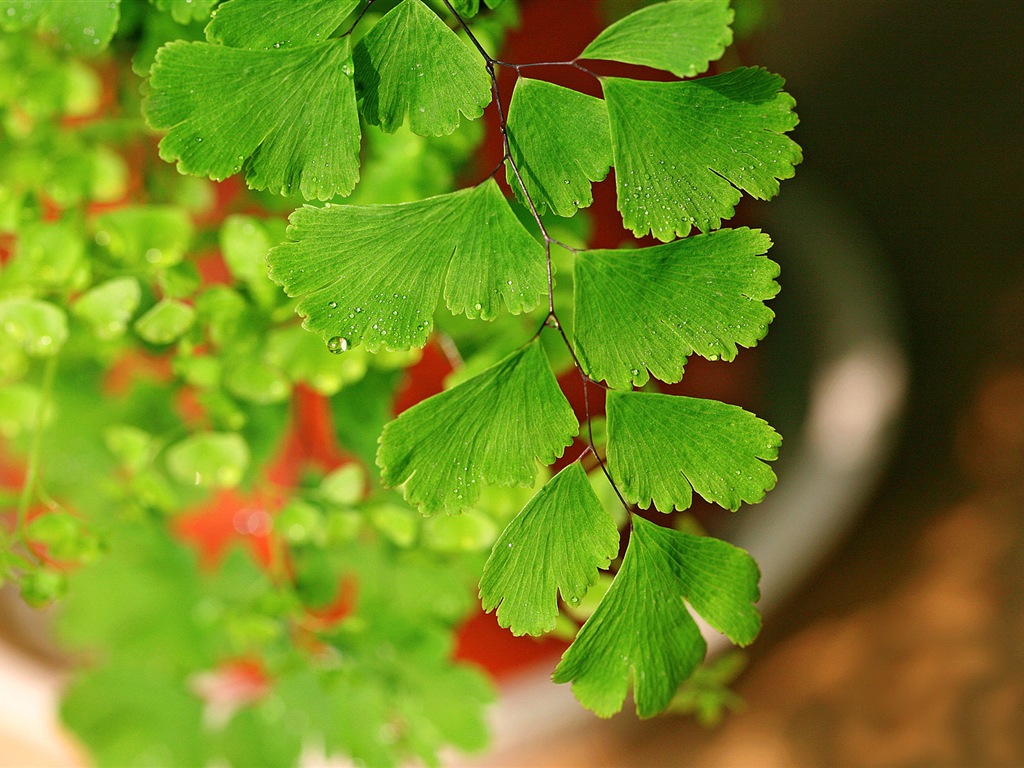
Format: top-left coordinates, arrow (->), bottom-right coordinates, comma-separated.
505,78 -> 612,217
377,340 -> 577,515
144,38 -> 361,199
604,68 -> 801,240
580,0 -> 733,78
267,179 -> 545,352
574,227 -> 778,388
606,390 -> 780,512
480,463 -> 619,636
552,515 -> 760,717
354,0 -> 491,136
205,0 -> 359,50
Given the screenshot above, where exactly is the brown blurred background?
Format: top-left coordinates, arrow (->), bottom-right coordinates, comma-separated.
497,0 -> 1024,765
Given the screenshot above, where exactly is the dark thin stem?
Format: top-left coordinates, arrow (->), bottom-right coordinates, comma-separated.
441,0 -> 631,519
492,58 -> 601,80
342,0 -> 376,37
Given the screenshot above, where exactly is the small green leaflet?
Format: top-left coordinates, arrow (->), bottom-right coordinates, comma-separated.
505,78 -> 612,217
450,0 -> 506,17
354,0 -> 491,137
154,0 -> 216,25
267,179 -> 545,352
0,0 -> 121,56
574,227 -> 778,389
377,340 -> 577,516
144,38 -> 361,200
607,390 -> 780,512
579,0 -> 733,78
552,515 -> 761,718
604,67 -> 801,240
0,297 -> 68,356
205,0 -> 360,50
479,463 -> 619,636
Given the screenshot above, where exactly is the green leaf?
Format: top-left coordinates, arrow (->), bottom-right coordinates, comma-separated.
505,78 -> 612,217
603,68 -> 801,240
1,220 -> 86,292
319,464 -> 366,506
267,179 -> 545,352
0,0 -> 121,56
552,515 -> 761,718
574,227 -> 778,388
72,277 -> 142,341
479,463 -> 619,636
219,702 -> 303,768
155,0 -> 216,25
165,431 -> 249,488
450,0 -> 506,17
0,384 -> 44,438
377,340 -> 577,516
61,666 -> 210,768
0,297 -> 68,356
353,0 -> 492,137
133,298 -> 195,345
223,358 -> 291,404
580,0 -> 733,78
144,38 -> 361,200
606,390 -> 780,512
205,0 -> 360,50
94,206 -> 193,269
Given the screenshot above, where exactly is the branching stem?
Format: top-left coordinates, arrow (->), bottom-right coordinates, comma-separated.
442,1 -> 632,518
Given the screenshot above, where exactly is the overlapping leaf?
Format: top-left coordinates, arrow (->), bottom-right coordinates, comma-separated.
580,0 -> 732,78
574,227 -> 778,388
607,390 -> 780,512
450,0 -> 506,17
479,463 -> 619,636
604,67 -> 801,240
205,0 -> 360,50
267,179 -> 546,352
377,340 -> 577,516
552,515 -> 760,718
0,0 -> 121,55
354,0 -> 491,137
144,38 -> 361,200
505,78 -> 612,217
155,0 -> 216,25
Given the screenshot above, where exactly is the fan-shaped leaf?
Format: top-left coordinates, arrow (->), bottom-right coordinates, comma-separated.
574,227 -> 778,388
580,0 -> 732,78
505,78 -> 612,217
607,390 -> 780,512
377,340 -> 578,516
267,179 -> 545,352
552,515 -> 760,718
0,0 -> 121,56
354,0 -> 491,137
144,38 -> 361,200
205,0 -> 359,50
480,463 -> 619,636
604,68 -> 801,240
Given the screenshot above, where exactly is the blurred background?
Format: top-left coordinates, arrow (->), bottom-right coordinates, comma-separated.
2,1 -> 1022,766
492,0 -> 1024,764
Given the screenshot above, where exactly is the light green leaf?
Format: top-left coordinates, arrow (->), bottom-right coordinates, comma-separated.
505,78 -> 612,217
0,0 -> 121,56
604,68 -> 801,240
155,0 -> 216,25
144,38 -> 361,200
267,179 -> 545,352
165,431 -> 249,488
353,0 -> 491,136
72,277 -> 142,341
574,228 -> 778,388
480,463 -> 619,636
94,206 -> 193,269
1,221 -> 86,292
205,0 -> 359,50
580,0 -> 733,78
552,515 -> 761,718
377,340 -> 577,516
607,390 -> 780,512
319,464 -> 366,507
223,358 -> 291,404
133,298 -> 195,345
0,297 -> 68,357
0,384 -> 44,438
450,0 -> 506,17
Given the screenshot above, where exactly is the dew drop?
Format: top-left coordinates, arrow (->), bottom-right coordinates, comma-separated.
327,301 -> 338,309
327,336 -> 349,354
